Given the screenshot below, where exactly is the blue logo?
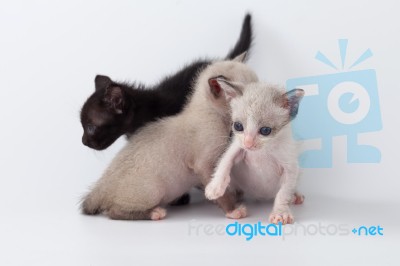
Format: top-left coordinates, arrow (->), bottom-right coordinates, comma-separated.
223,222 -> 384,240
352,225 -> 384,236
286,39 -> 382,168
225,221 -> 282,241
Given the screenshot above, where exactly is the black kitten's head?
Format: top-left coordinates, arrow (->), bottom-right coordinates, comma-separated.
80,75 -> 131,150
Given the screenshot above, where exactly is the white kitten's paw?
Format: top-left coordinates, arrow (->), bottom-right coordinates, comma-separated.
269,211 -> 294,225
150,207 -> 167,221
226,204 -> 247,219
292,193 -> 305,205
205,180 -> 228,200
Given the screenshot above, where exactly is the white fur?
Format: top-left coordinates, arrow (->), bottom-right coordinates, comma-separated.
205,83 -> 304,224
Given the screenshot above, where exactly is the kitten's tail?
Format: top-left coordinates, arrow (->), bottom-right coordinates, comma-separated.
80,187 -> 104,215
225,13 -> 253,61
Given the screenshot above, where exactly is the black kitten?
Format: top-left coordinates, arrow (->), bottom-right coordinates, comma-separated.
80,14 -> 253,150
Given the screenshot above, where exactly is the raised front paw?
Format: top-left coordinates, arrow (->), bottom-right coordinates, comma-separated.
269,211 -> 294,225
205,179 -> 228,200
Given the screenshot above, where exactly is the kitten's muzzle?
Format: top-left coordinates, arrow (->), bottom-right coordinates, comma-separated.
244,135 -> 255,149
82,133 -> 118,150
82,135 -> 89,146
82,134 -> 102,150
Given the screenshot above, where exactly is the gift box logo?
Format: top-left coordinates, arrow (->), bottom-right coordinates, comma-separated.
286,39 -> 382,168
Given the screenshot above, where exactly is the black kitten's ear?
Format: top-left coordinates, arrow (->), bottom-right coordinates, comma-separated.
104,86 -> 124,114
208,76 -> 244,101
95,75 -> 112,91
281,89 -> 305,119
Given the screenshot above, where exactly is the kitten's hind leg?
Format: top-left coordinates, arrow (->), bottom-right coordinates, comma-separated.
291,192 -> 305,205
235,189 -> 244,203
214,189 -> 247,219
198,164 -> 246,219
107,206 -> 167,221
81,186 -> 105,215
207,183 -> 247,219
224,189 -> 246,219
225,203 -> 247,219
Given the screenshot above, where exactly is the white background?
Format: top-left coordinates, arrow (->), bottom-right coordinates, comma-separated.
1,0 -> 399,265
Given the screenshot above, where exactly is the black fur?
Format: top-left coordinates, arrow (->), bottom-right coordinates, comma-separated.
80,60 -> 211,150
225,14 -> 253,60
80,13 -> 253,150
80,14 -> 253,206
168,193 -> 191,206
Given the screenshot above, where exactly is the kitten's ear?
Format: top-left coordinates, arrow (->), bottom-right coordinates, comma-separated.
104,86 -> 124,114
281,89 -> 305,119
95,75 -> 112,91
232,52 -> 247,63
208,76 -> 244,101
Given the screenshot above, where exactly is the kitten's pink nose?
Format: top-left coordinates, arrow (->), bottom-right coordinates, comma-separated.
244,135 -> 255,149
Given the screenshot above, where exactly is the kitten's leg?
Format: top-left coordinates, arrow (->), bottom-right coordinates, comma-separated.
291,192 -> 305,205
198,164 -> 246,219
205,142 -> 242,200
107,206 -> 167,221
269,165 -> 299,225
106,189 -> 167,221
235,188 -> 244,203
225,203 -> 247,219
212,188 -> 247,219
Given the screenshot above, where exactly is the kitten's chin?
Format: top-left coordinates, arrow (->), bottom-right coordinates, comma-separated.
83,137 -> 118,150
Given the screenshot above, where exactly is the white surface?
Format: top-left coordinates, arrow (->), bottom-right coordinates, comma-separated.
0,0 -> 399,265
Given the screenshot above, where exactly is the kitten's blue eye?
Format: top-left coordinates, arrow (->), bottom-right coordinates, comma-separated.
233,122 -> 244,132
87,125 -> 96,135
259,127 -> 272,136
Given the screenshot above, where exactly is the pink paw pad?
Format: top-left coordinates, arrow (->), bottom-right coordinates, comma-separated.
269,212 -> 294,225
226,205 -> 247,219
150,207 -> 167,221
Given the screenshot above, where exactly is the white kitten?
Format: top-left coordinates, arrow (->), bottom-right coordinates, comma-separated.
81,53 -> 259,220
205,82 -> 304,224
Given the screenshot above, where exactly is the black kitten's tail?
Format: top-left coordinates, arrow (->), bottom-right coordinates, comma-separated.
225,13 -> 253,61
